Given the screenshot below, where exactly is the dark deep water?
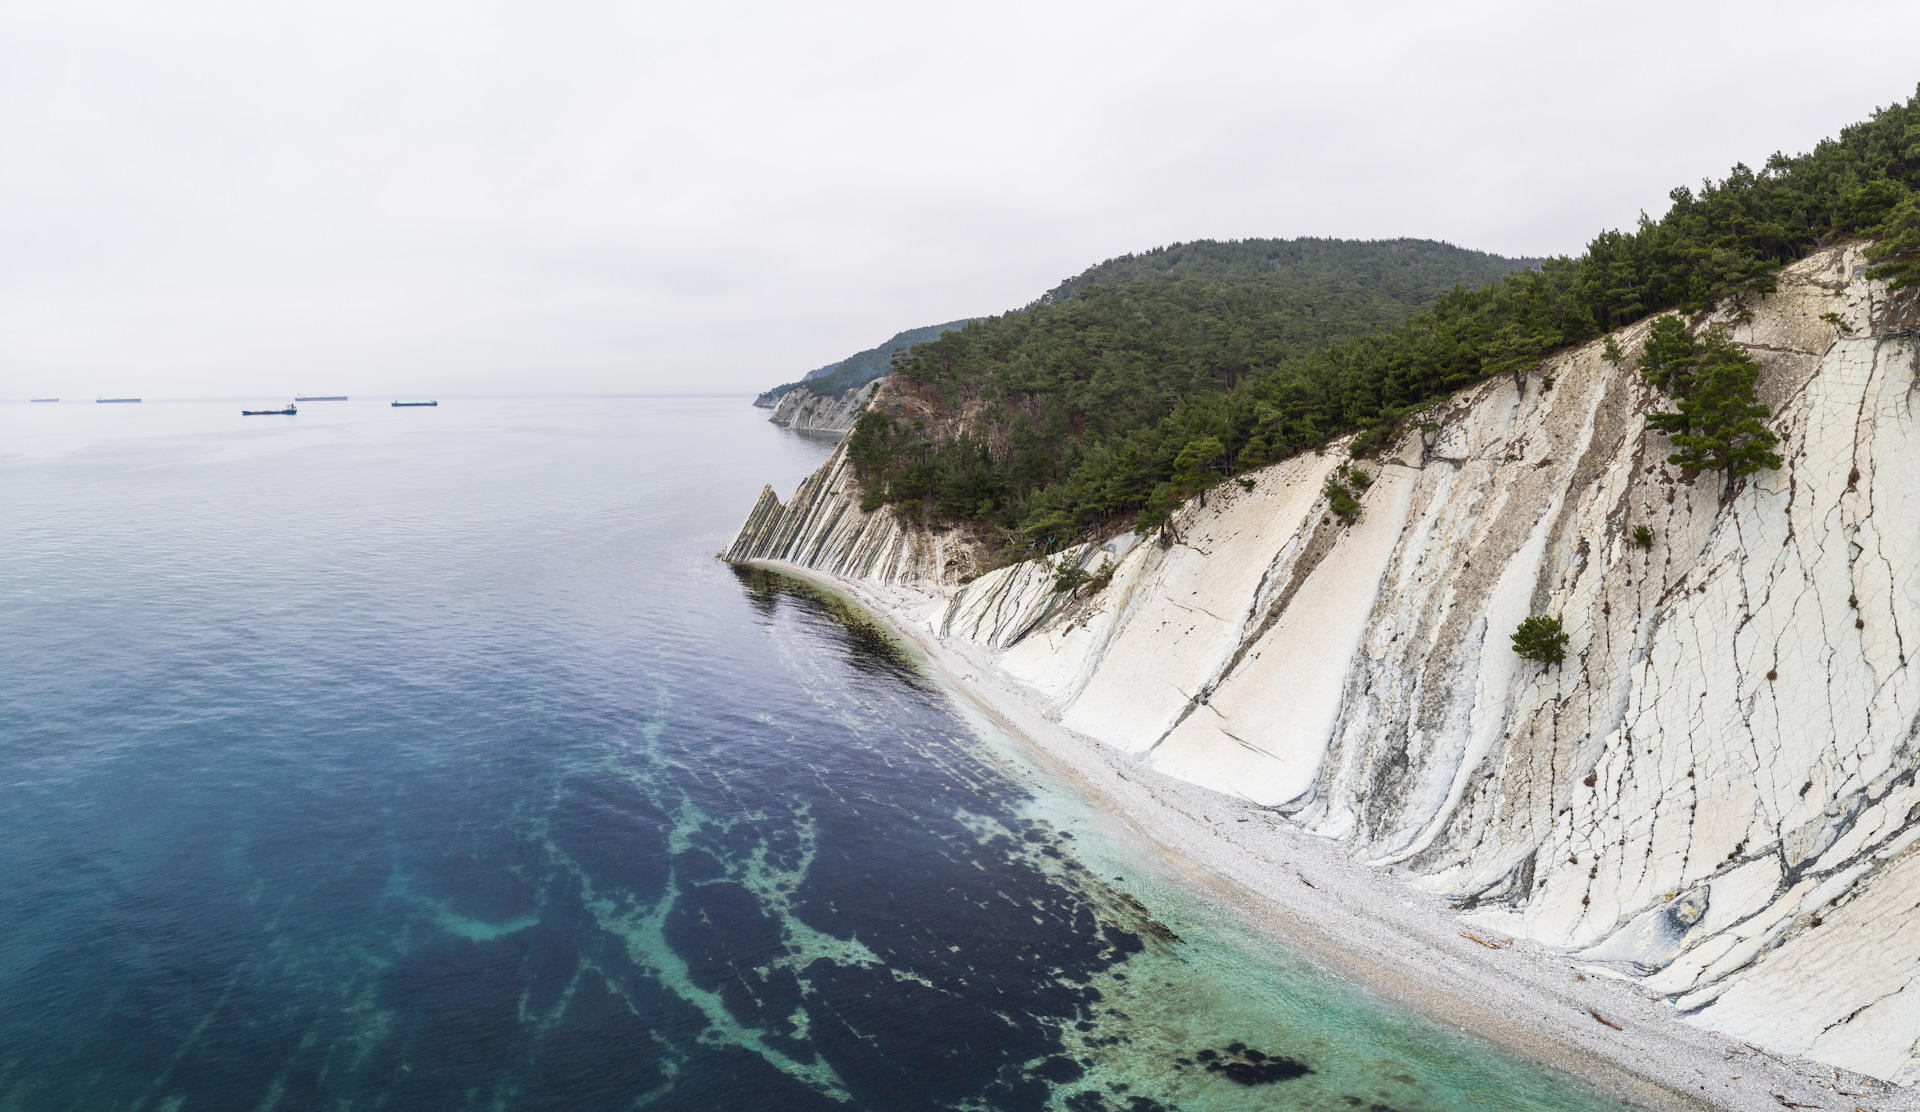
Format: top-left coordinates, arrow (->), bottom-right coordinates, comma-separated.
0,397 -> 1632,1111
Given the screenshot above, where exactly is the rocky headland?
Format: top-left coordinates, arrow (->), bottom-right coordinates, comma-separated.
763,378 -> 880,433
729,244 -> 1920,1107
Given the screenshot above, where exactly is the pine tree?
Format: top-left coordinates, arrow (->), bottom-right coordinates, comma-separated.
1170,436 -> 1226,495
1866,190 -> 1920,290
1637,315 -> 1698,393
1655,329 -> 1782,479
1512,615 -> 1569,667
1484,322 -> 1553,388
1602,252 -> 1644,325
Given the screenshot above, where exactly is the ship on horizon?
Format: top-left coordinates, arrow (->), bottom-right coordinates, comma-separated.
391,400 -> 438,407
295,395 -> 347,401
30,398 -> 57,403
96,397 -> 140,404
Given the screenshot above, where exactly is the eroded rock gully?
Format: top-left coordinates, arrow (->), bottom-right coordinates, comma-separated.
728,246 -> 1920,1083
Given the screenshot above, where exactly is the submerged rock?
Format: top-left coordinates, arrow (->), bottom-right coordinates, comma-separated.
1197,1042 -> 1311,1085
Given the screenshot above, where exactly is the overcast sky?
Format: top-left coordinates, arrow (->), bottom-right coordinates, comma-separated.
3,0 -> 1917,399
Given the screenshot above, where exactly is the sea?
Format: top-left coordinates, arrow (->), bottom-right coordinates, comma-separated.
0,397 -> 1633,1111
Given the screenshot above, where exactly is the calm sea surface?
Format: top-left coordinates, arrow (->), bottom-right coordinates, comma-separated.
0,397 -> 1629,1111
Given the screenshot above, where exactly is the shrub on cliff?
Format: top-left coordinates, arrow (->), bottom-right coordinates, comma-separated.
1051,555 -> 1117,594
1512,616 -> 1569,667
1323,463 -> 1367,525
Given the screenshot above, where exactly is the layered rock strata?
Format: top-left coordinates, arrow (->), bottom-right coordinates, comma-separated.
766,379 -> 880,432
728,245 -> 1920,1082
727,443 -> 985,585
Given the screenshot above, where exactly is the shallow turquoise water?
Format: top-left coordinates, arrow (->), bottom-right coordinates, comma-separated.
0,397 -> 1633,1111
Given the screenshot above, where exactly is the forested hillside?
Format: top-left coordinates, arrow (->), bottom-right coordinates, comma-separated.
846,86 -> 1920,553
754,319 -> 977,407
1036,237 -> 1533,340
839,237 -> 1532,536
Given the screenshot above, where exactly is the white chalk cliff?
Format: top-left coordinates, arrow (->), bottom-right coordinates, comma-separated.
727,441 -> 988,585
766,379 -> 881,432
728,245 -> 1920,1083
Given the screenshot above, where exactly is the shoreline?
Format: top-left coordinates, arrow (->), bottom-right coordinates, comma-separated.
745,557 -> 1909,1112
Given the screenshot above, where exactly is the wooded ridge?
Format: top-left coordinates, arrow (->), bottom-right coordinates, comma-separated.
844,87 -> 1920,558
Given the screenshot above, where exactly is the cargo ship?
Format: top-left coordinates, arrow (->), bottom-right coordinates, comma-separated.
295,395 -> 347,402
96,398 -> 140,404
391,401 -> 438,407
242,404 -> 297,416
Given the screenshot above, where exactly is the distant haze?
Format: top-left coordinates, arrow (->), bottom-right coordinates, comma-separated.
3,0 -> 1917,399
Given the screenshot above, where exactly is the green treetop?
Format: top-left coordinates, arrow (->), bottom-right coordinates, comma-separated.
1648,328 -> 1782,479
1170,436 -> 1227,494
1512,615 -> 1569,667
1637,315 -> 1699,393
1866,190 -> 1920,289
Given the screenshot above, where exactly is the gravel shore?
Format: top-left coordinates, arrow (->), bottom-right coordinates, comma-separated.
749,558 -> 1913,1112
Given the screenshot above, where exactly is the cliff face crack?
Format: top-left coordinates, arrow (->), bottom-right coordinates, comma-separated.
1214,514 -> 1344,691
729,247 -> 1920,1084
